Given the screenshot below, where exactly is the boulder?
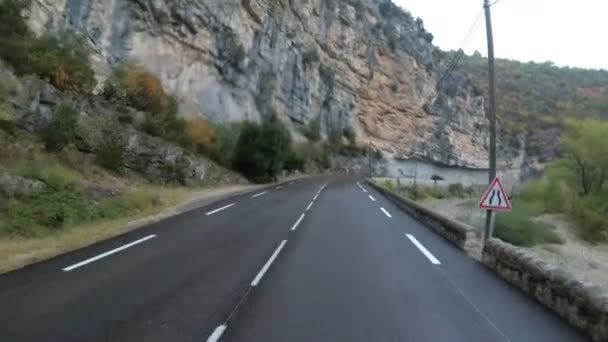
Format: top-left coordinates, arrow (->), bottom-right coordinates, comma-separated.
124,129 -> 205,184
0,174 -> 47,198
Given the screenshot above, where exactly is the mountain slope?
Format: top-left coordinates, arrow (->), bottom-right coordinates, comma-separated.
29,0 -> 491,169
457,52 -> 608,163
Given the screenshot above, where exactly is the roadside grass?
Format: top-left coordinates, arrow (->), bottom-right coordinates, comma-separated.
0,186 -> 188,274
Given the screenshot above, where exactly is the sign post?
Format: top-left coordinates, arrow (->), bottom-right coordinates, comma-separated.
479,177 -> 512,239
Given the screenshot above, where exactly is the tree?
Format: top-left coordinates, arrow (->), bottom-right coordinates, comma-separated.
563,119 -> 608,195
233,116 -> 291,182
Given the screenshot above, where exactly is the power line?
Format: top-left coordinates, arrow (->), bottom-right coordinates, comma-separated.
423,11 -> 483,112
488,0 -> 504,7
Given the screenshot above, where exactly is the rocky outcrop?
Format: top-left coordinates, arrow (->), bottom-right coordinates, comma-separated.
28,0 -> 491,169
0,175 -> 47,198
483,239 -> 608,341
10,71 -> 208,185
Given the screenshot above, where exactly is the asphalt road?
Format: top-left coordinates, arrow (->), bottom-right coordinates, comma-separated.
0,176 -> 590,342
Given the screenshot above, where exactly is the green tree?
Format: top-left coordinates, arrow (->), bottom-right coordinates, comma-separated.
233,116 -> 291,182
563,119 -> 608,195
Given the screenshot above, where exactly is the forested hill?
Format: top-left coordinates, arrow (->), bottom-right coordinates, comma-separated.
455,52 -> 608,162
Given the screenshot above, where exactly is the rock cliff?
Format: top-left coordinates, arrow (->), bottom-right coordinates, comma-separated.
29,0 -> 491,169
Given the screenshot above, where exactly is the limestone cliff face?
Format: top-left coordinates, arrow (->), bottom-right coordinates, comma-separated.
29,0 -> 490,168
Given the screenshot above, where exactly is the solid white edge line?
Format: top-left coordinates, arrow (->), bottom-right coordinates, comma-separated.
291,213 -> 306,231
369,195 -> 376,201
306,201 -> 313,211
380,207 -> 392,218
252,191 -> 267,198
63,235 -> 157,272
206,324 -> 227,342
205,203 -> 236,216
406,234 -> 441,265
251,240 -> 288,286
275,185 -> 283,189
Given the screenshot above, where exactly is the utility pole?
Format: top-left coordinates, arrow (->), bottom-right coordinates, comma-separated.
368,142 -> 373,177
484,0 -> 498,239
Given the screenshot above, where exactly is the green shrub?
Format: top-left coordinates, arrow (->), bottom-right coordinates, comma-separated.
233,117 -> 291,183
208,122 -> 242,167
571,195 -> 608,242
0,1 -> 96,96
44,104 -> 79,151
448,183 -> 466,197
0,0 -> 34,75
97,137 -> 126,173
380,179 -> 395,191
304,117 -> 322,142
18,160 -> 79,190
28,33 -> 96,94
495,207 -> 563,247
284,149 -> 305,172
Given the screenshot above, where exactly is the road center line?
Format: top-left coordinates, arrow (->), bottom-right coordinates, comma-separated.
380,207 -> 392,218
251,240 -> 288,286
291,213 -> 306,231
252,191 -> 267,198
306,201 -> 314,211
206,203 -> 236,216
206,324 -> 227,342
406,234 -> 441,265
362,188 -> 368,193
63,235 -> 157,272
369,195 -> 376,201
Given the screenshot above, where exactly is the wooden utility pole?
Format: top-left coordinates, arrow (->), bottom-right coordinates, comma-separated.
484,0 -> 498,239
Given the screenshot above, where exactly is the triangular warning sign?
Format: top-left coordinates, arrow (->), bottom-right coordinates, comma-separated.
479,177 -> 512,211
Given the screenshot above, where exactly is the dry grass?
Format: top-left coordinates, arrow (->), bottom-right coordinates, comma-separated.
0,186 -> 188,274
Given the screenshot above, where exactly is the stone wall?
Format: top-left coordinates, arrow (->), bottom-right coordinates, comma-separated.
482,238 -> 608,342
366,180 -> 476,252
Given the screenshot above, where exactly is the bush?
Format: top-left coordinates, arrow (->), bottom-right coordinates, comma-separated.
29,33 -> 97,94
571,195 -> 608,242
380,179 -> 396,191
97,129 -> 126,173
186,117 -> 214,152
208,122 -> 242,167
0,0 -> 34,75
233,117 -> 291,183
495,207 -> 563,247
0,6 -> 96,96
448,183 -> 466,197
45,103 -> 79,151
19,160 -> 79,191
304,117 -> 321,142
284,149 -> 305,172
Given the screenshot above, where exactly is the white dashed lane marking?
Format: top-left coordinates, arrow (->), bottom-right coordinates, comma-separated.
380,207 -> 392,218
63,235 -> 157,272
406,234 -> 441,265
206,203 -> 236,216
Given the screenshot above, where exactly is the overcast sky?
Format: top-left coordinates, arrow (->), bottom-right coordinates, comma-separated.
394,0 -> 607,70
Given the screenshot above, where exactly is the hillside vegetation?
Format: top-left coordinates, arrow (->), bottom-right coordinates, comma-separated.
455,52 -> 608,159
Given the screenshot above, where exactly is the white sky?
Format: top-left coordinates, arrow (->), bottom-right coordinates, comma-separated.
394,0 -> 608,70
